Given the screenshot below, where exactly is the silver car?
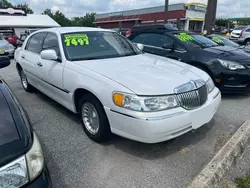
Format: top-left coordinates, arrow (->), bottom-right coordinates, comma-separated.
0,35 -> 15,57
230,25 -> 250,46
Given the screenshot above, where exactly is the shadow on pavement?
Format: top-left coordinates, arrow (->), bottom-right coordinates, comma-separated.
101,119 -> 215,160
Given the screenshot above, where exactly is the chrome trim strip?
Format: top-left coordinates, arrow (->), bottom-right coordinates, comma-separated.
213,91 -> 220,99
110,109 -> 185,121
224,84 -> 247,88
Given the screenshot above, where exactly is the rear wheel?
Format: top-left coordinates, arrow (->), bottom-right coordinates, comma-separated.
79,94 -> 111,142
20,69 -> 33,92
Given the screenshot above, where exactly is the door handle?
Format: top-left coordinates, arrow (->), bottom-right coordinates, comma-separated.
21,55 -> 25,59
37,62 -> 43,67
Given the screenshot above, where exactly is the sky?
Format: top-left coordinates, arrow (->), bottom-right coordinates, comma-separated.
9,0 -> 249,18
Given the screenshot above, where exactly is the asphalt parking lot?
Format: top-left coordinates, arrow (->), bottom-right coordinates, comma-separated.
1,61 -> 250,188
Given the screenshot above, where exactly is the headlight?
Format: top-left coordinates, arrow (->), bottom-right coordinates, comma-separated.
0,156 -> 28,187
206,77 -> 215,93
218,59 -> 245,70
113,92 -> 179,112
26,132 -> 44,181
9,44 -> 14,49
0,133 -> 44,188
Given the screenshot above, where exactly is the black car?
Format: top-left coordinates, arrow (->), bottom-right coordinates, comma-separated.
128,28 -> 250,93
0,55 -> 51,187
206,34 -> 250,54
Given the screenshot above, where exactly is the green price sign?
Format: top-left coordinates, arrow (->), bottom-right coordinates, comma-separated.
177,33 -> 195,41
64,34 -> 89,46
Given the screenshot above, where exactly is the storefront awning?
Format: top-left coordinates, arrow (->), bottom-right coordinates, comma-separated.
94,18 -> 141,24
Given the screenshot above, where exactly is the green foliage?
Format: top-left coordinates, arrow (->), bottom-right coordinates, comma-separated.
15,3 -> 33,14
71,13 -> 96,27
215,18 -> 234,27
0,0 -> 12,8
238,18 -> 250,26
43,9 -> 96,27
236,170 -> 250,188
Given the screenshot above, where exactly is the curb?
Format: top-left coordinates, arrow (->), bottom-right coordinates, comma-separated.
188,120 -> 250,188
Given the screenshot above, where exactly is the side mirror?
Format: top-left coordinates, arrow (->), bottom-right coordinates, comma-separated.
162,43 -> 175,51
40,49 -> 58,61
136,43 -> 144,51
0,55 -> 10,69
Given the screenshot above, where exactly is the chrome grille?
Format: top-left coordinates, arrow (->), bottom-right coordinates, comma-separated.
177,85 -> 208,110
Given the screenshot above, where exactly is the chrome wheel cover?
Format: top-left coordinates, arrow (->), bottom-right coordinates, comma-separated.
82,102 -> 100,135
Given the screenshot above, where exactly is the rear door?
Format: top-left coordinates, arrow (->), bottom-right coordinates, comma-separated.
20,32 -> 46,86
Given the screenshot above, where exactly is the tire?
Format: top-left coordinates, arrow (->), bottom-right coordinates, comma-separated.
79,94 -> 111,142
244,39 -> 250,47
20,69 -> 33,92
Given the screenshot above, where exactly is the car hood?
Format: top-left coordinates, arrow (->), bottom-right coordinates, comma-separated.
75,53 -> 209,95
0,40 -> 9,47
204,45 -> 250,61
0,90 -> 20,146
0,80 -> 32,167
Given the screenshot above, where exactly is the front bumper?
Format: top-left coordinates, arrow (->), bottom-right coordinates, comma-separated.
25,165 -> 51,188
105,88 -> 221,144
4,49 -> 15,57
213,68 -> 250,93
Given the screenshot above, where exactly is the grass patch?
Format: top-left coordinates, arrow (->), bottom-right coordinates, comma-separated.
236,170 -> 250,188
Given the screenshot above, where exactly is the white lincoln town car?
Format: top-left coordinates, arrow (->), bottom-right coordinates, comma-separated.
14,27 -> 221,143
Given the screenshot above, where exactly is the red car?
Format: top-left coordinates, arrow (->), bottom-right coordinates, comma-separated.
2,31 -> 18,47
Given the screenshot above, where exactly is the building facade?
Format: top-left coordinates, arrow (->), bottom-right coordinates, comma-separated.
95,2 -> 207,32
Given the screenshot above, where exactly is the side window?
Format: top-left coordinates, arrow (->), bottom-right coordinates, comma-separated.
132,33 -> 174,48
245,28 -> 250,32
25,33 -> 46,53
175,42 -> 186,51
42,33 -> 60,56
131,34 -> 147,44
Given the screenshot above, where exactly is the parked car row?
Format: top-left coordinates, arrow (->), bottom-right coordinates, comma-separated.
0,34 -> 15,57
230,25 -> 250,46
128,25 -> 250,93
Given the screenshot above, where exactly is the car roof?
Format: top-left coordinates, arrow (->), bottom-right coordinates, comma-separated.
36,27 -> 113,34
132,24 -> 178,33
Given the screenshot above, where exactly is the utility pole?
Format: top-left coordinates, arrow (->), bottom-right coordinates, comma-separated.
204,0 -> 218,34
164,0 -> 169,24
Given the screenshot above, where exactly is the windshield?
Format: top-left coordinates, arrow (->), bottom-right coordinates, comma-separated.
62,31 -> 141,61
210,35 -> 239,47
175,33 -> 218,47
234,26 -> 246,30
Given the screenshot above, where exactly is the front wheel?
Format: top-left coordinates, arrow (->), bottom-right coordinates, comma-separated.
79,94 -> 111,142
20,69 -> 33,92
245,39 -> 250,47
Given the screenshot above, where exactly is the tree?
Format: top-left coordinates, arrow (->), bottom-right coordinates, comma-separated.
15,3 -> 34,14
0,0 -> 13,8
215,18 -> 228,27
238,18 -> 250,25
71,13 -> 96,27
43,9 -> 71,26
